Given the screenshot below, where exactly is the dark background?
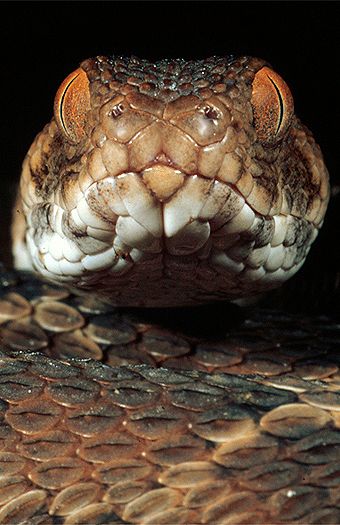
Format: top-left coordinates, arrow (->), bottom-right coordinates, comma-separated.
1,1 -> 339,306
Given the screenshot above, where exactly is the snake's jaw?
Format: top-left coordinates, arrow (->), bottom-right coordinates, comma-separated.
13,56 -> 330,307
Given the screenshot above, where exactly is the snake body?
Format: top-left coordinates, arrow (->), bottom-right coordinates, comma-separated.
1,56 -> 338,524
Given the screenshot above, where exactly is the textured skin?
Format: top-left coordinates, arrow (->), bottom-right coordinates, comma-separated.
13,56 -> 330,306
0,268 -> 339,524
6,56 -> 335,524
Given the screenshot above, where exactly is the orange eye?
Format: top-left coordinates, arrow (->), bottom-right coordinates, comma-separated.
54,68 -> 91,143
251,66 -> 294,145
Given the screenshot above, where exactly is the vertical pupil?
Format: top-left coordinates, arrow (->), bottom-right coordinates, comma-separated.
60,74 -> 79,132
267,75 -> 284,134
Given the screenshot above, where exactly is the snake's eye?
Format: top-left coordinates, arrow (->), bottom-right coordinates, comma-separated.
251,66 -> 294,145
54,68 -> 91,143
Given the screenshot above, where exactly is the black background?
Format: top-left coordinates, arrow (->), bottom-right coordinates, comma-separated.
1,1 -> 339,294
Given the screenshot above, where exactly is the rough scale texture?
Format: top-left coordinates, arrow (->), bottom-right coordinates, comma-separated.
6,56 -> 336,524
0,267 -> 339,524
13,56 -> 329,306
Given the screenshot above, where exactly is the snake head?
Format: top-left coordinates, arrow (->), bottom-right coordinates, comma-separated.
14,56 -> 330,306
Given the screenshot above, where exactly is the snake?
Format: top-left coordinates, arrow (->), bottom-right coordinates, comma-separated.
0,55 -> 339,524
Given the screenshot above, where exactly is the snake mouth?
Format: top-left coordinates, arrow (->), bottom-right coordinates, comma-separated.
22,165 -> 319,306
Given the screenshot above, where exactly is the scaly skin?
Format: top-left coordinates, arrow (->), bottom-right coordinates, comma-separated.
4,56 -> 335,524
0,268 -> 339,524
13,56 -> 329,306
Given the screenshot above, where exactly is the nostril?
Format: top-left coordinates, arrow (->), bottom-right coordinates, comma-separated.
110,103 -> 125,118
204,106 -> 219,120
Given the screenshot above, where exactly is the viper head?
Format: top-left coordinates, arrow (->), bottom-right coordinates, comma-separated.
17,56 -> 329,306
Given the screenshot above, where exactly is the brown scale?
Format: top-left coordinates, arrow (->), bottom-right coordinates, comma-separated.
5,54 -> 336,523
12,55 -> 331,308
0,269 -> 339,524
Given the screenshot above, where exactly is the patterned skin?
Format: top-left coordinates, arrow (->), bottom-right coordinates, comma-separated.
3,57 -> 336,524
13,56 -> 329,306
0,269 -> 339,524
